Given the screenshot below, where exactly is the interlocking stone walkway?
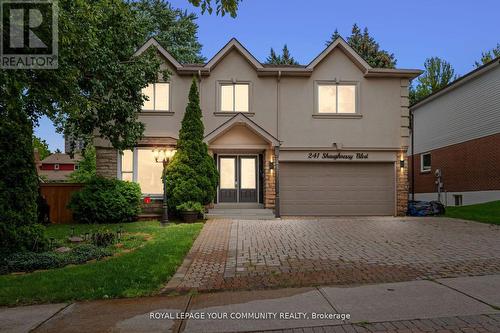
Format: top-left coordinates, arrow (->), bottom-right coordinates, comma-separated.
164,217 -> 500,292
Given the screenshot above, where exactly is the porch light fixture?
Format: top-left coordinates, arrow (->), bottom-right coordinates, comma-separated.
152,147 -> 177,226
399,158 -> 405,169
269,161 -> 275,170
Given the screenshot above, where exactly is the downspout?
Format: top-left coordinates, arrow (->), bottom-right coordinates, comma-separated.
277,70 -> 281,139
410,109 -> 415,201
275,70 -> 282,218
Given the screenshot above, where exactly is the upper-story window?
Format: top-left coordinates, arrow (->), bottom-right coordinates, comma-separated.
317,83 -> 356,114
420,152 -> 431,172
220,83 -> 249,112
142,83 -> 170,111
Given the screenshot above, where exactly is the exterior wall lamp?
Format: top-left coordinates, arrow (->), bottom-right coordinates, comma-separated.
269,161 -> 275,171
152,147 -> 177,226
399,159 -> 405,168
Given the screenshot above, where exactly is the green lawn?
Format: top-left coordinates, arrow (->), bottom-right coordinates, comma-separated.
0,221 -> 203,306
445,200 -> 500,225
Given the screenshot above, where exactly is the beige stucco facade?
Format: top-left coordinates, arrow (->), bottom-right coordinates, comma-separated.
95,38 -> 421,216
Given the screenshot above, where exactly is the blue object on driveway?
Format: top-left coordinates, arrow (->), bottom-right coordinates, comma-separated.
408,200 -> 445,216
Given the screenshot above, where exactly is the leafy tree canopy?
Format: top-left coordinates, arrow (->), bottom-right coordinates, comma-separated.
474,43 -> 500,68
68,145 -> 96,183
133,0 -> 205,64
265,44 -> 299,65
33,136 -> 51,160
187,0 -> 241,17
410,57 -> 458,105
326,24 -> 397,68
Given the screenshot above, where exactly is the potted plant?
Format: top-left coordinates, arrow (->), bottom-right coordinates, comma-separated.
176,201 -> 203,223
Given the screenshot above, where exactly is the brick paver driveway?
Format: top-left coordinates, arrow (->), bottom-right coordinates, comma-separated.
164,217 -> 500,292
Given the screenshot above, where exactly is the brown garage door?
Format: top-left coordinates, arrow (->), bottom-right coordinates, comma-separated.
279,162 -> 395,216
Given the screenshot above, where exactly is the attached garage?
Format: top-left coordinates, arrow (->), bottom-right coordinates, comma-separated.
279,162 -> 395,216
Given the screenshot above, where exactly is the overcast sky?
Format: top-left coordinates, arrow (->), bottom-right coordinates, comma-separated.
36,0 -> 500,151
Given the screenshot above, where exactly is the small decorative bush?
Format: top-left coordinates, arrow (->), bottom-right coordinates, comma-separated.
4,244 -> 112,273
176,201 -> 204,213
69,176 -> 141,224
90,230 -> 116,247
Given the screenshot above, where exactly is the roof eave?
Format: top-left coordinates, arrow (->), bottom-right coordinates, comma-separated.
411,57 -> 500,110
364,69 -> 423,79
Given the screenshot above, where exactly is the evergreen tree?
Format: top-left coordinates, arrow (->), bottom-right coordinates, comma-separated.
326,24 -> 396,68
474,43 -> 500,68
410,57 -> 458,105
165,78 -> 218,211
265,44 -> 299,65
266,48 -> 281,64
1,109 -> 47,257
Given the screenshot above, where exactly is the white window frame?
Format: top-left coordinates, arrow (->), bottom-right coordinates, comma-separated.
118,148 -> 165,197
141,82 -> 171,112
314,81 -> 359,115
420,152 -> 431,172
217,81 -> 251,113
54,163 -> 59,170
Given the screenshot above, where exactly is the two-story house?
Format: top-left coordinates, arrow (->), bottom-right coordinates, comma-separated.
95,37 -> 421,216
409,57 -> 500,206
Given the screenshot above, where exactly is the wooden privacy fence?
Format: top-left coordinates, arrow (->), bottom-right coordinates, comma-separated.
40,183 -> 84,224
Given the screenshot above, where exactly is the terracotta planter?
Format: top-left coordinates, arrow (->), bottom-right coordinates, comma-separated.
180,211 -> 199,223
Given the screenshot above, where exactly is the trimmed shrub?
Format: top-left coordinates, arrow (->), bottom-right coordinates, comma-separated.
166,78 -> 218,212
68,177 -> 141,224
176,201 -> 203,213
4,244 -> 112,273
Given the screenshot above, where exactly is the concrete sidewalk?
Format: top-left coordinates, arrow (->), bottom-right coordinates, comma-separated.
1,274 -> 499,333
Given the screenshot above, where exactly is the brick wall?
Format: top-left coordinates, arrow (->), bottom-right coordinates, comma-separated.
263,149 -> 276,209
96,147 -> 118,178
396,152 -> 408,216
409,133 -> 500,194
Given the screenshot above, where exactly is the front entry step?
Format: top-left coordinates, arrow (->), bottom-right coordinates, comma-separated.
206,208 -> 275,220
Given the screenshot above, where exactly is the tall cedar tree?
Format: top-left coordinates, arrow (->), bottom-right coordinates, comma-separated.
409,57 -> 458,105
165,78 -> 218,211
265,44 -> 299,65
0,108 -> 47,257
326,24 -> 396,68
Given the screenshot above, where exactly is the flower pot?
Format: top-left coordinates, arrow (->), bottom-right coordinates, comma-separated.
180,211 -> 199,223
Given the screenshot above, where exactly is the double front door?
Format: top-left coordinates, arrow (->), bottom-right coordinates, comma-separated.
218,155 -> 258,203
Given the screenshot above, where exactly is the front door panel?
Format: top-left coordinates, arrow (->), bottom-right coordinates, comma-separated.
239,157 -> 257,202
219,157 -> 237,202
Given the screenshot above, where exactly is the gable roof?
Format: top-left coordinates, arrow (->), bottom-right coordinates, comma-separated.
204,113 -> 279,146
411,56 -> 500,110
205,38 -> 263,71
41,153 -> 82,164
307,37 -> 372,72
134,37 -> 421,79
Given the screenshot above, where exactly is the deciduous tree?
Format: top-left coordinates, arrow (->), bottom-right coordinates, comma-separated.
474,43 -> 500,67
410,57 -> 458,105
33,136 -> 51,160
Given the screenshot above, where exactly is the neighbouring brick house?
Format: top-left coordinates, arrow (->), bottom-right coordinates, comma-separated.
37,153 -> 82,182
409,57 -> 500,206
95,37 -> 421,216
